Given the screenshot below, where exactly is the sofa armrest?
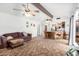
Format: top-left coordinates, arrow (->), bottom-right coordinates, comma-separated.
0,36 -> 7,48
23,34 -> 32,42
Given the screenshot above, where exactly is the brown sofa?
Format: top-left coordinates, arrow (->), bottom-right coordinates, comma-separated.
3,32 -> 32,42
0,32 -> 32,48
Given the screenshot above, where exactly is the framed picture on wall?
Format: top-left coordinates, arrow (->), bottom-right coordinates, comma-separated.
33,24 -> 35,27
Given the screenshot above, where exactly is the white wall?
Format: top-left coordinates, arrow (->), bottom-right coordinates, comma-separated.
24,19 -> 39,37
0,12 -> 24,35
0,12 -> 39,37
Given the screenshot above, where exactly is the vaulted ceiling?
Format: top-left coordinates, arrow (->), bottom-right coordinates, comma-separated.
41,3 -> 77,19
0,3 -> 78,21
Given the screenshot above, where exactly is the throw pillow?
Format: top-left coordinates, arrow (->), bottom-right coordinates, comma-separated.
23,32 -> 27,36
7,36 -> 13,41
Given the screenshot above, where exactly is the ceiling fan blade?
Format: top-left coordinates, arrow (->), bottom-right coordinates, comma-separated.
22,13 -> 25,16
34,10 -> 39,13
32,14 -> 35,16
13,8 -> 23,11
30,11 -> 35,16
22,4 -> 26,7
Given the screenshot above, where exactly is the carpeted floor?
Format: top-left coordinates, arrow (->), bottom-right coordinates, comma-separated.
0,37 -> 68,56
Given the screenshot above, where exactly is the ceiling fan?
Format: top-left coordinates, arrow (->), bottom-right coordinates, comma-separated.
13,3 -> 39,16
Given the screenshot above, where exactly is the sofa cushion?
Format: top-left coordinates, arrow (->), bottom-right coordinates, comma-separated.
3,32 -> 19,38
17,32 -> 24,38
22,32 -> 27,37
8,39 -> 24,48
7,36 -> 13,41
8,39 -> 24,44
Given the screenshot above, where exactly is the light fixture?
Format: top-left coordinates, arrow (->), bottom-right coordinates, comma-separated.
13,3 -> 39,17
24,3 -> 38,17
25,12 -> 32,17
24,3 -> 32,17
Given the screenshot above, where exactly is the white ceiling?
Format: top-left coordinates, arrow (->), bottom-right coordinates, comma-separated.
0,3 -> 40,16
0,3 -> 78,20
41,3 -> 77,19
0,3 -> 18,15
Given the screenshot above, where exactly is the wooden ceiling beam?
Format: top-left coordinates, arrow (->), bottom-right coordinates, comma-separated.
32,3 -> 53,18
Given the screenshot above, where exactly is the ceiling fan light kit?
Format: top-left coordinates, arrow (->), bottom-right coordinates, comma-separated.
25,12 -> 32,17
13,3 -> 39,17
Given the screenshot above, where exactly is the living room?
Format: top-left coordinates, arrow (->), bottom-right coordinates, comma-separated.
0,3 -> 79,56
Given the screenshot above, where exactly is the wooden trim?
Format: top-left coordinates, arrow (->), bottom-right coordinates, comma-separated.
32,3 -> 53,18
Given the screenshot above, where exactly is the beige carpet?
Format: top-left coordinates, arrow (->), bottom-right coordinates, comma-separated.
0,37 -> 68,56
